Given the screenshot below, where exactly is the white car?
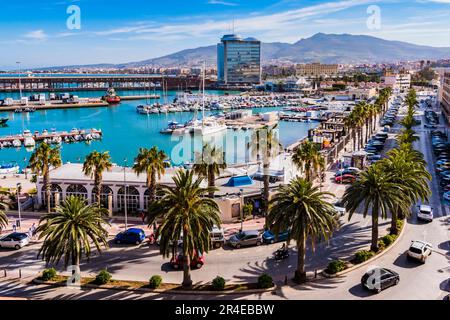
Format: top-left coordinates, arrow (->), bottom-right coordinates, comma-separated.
417,205 -> 433,222
333,198 -> 346,217
0,233 -> 30,250
407,240 -> 433,263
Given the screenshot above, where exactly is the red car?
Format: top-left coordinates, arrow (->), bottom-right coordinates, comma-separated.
170,251 -> 205,269
334,174 -> 357,184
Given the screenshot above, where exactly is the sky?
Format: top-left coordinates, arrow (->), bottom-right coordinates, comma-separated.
0,0 -> 449,69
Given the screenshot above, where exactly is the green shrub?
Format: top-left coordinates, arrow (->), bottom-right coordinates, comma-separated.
257,274 -> 273,289
41,268 -> 57,281
378,240 -> 386,251
212,276 -> 226,291
354,250 -> 375,264
397,219 -> 404,231
243,203 -> 253,217
381,234 -> 396,247
94,269 -> 112,285
149,275 -> 162,289
326,260 -> 346,274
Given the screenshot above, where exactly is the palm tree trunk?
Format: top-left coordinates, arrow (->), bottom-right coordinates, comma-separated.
371,210 -> 379,252
149,170 -> 156,203
44,168 -> 51,213
390,204 -> 400,235
208,167 -> 215,198
365,120 -> 369,144
294,227 -> 307,283
263,162 -> 270,221
181,227 -> 192,288
353,129 -> 357,151
95,175 -> 101,206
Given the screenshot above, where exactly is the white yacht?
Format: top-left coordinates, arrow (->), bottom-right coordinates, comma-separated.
24,137 -> 35,147
193,63 -> 227,136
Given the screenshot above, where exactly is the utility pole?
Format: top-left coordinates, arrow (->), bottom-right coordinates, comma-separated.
123,158 -> 128,230
16,61 -> 22,99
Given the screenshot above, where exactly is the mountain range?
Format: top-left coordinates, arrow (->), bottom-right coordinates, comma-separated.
41,33 -> 450,70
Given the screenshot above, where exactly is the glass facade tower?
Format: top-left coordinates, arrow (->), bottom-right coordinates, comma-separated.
217,34 -> 261,85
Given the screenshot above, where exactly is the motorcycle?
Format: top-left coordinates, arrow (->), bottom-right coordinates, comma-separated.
148,233 -> 156,245
274,248 -> 289,261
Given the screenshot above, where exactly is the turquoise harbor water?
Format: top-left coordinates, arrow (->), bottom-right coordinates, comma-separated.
0,90 -> 318,167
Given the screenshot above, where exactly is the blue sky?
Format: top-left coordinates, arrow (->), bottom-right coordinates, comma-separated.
1,0 -> 450,69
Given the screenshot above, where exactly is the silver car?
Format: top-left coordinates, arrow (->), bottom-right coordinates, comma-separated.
228,230 -> 262,249
0,233 -> 30,250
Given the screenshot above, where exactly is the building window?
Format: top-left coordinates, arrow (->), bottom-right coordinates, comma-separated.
66,184 -> 88,200
117,186 -> 140,215
41,184 -> 63,208
91,185 -> 113,208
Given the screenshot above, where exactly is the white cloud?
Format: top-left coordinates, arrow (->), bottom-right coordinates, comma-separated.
24,30 -> 48,40
92,0 -> 378,41
207,0 -> 238,6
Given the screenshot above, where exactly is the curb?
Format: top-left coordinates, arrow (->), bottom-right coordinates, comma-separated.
321,220 -> 407,278
31,279 -> 277,295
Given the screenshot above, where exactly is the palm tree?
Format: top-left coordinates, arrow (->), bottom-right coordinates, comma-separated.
397,129 -> 419,145
268,177 -> 337,283
0,191 -> 9,231
193,143 -> 227,198
344,113 -> 358,151
36,196 -> 110,268
249,125 -> 282,218
292,140 -> 324,182
82,151 -> 113,206
147,170 -> 221,288
381,145 -> 431,234
29,143 -> 62,213
133,146 -> 170,210
342,164 -> 409,252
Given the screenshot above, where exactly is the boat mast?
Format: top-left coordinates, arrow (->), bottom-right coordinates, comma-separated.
202,61 -> 205,124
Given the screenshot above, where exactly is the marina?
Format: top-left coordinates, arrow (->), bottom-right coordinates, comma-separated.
0,89 -> 319,166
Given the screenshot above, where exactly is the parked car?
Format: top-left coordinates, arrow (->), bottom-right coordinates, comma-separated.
424,124 -> 437,129
262,230 -> 289,244
114,228 -> 146,245
0,233 -> 30,250
170,251 -> 205,269
417,205 -> 433,222
407,240 -> 433,263
210,226 -> 225,249
156,234 -> 183,247
361,268 -> 400,293
228,230 -> 262,249
443,191 -> 450,203
335,167 -> 360,177
333,198 -> 346,217
367,154 -> 382,161
335,174 -> 357,184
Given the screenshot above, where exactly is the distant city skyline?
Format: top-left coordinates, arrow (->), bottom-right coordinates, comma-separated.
1,0 -> 450,69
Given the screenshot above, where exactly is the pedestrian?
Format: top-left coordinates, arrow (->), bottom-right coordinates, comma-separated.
31,223 -> 36,236
28,228 -> 32,239
12,224 -> 16,232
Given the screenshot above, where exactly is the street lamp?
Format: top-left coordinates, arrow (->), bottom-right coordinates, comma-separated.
239,188 -> 244,232
16,61 -> 22,99
23,157 -> 27,179
123,158 -> 128,230
16,183 -> 22,229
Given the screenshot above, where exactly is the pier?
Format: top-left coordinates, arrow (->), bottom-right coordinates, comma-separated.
0,75 -> 214,92
0,128 -> 102,148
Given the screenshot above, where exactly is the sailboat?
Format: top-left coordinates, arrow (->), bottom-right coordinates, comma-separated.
192,62 -> 227,136
136,77 -> 154,114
